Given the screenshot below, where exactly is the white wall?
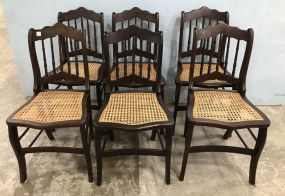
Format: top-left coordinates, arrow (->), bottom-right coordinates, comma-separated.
1,0 -> 285,105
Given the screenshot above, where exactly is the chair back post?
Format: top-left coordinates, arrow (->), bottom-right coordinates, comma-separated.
156,31 -> 163,94
188,27 -> 198,92
28,29 -> 41,94
103,31 -> 111,98
239,28 -> 254,95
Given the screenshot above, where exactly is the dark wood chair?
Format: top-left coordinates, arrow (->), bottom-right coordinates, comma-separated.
94,25 -> 174,185
112,7 -> 166,99
174,7 -> 229,126
6,23 -> 93,182
179,22 -> 270,185
58,7 -> 104,110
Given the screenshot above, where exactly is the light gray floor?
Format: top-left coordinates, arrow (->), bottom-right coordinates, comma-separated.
1,5 -> 285,196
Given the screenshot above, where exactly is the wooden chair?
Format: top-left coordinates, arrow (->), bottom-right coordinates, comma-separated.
94,25 -> 174,185
6,23 -> 93,182
179,22 -> 270,185
58,7 -> 104,110
174,7 -> 229,125
112,7 -> 166,99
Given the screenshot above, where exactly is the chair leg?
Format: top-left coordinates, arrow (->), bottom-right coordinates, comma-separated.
115,86 -> 119,91
150,130 -> 157,141
165,128 -> 173,184
8,126 -> 27,183
80,126 -> 93,182
96,84 -> 102,108
67,85 -> 73,89
173,85 -> 181,125
179,122 -> 194,181
108,130 -> 114,141
249,127 -> 267,185
161,85 -> 165,101
45,130 -> 55,140
223,129 -> 233,140
95,127 -> 103,186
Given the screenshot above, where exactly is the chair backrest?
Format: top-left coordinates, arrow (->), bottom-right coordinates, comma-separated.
112,7 -> 159,32
28,22 -> 89,93
178,6 -> 229,62
104,25 -> 163,94
58,7 -> 104,61
189,22 -> 254,94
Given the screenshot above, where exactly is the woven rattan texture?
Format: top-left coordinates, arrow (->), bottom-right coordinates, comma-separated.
13,91 -> 84,124
60,61 -> 101,81
193,91 -> 264,122
180,63 -> 225,83
110,63 -> 156,81
99,93 -> 168,125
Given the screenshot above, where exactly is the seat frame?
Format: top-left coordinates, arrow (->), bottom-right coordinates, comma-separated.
6,23 -> 93,183
179,23 -> 270,185
94,26 -> 174,186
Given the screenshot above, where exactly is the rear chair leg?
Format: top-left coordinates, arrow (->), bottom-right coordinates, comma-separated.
223,129 -> 234,140
96,84 -> 102,109
173,85 -> 181,127
161,85 -> 165,101
165,128 -> 173,184
45,130 -> 55,140
8,126 -> 27,183
179,122 -> 194,181
80,126 -> 93,182
249,128 -> 267,185
95,127 -> 103,186
150,130 -> 157,141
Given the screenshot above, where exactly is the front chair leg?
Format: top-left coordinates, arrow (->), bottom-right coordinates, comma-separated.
223,129 -> 234,140
8,126 -> 27,183
179,122 -> 194,181
80,126 -> 93,182
165,128 -> 173,184
95,127 -> 103,186
249,127 -> 267,185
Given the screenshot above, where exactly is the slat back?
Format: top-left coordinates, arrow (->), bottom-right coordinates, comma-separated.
58,7 -> 104,61
178,6 -> 229,62
112,7 -> 159,65
112,7 -> 159,32
104,25 -> 163,93
28,22 -> 89,93
189,22 -> 254,93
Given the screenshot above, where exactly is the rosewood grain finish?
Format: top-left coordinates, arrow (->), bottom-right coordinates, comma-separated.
6,23 -> 93,182
93,26 -> 174,185
58,7 -> 105,109
179,22 -> 270,185
174,6 -> 230,125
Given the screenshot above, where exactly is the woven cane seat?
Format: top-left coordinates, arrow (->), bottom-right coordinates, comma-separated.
193,91 -> 264,123
99,92 -> 168,125
59,61 -> 101,81
179,63 -> 228,84
111,63 -> 157,81
10,91 -> 85,125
